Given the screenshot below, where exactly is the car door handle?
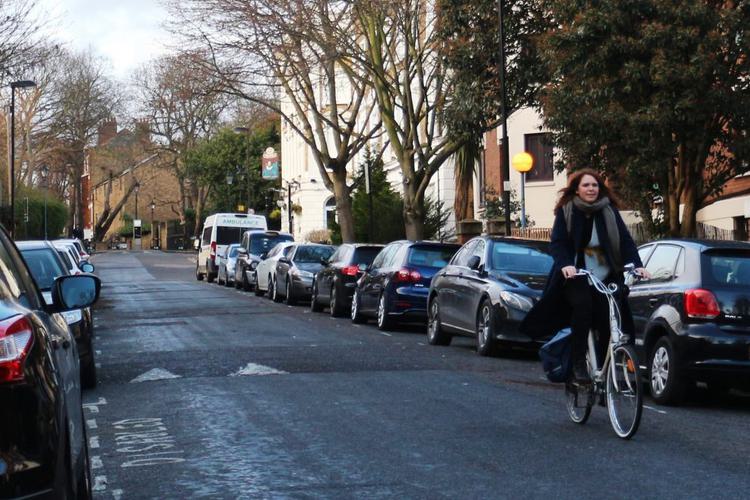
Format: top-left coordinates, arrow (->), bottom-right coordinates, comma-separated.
648,298 -> 659,306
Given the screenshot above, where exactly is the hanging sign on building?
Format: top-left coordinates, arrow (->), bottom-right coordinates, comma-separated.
261,147 -> 280,180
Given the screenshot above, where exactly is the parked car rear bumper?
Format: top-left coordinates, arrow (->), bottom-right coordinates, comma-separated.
676,323 -> 750,377
388,286 -> 429,320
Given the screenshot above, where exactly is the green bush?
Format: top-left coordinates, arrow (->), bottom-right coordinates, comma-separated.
14,186 -> 69,239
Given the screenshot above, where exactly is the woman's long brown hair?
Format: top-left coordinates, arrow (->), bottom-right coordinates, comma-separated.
553,168 -> 621,214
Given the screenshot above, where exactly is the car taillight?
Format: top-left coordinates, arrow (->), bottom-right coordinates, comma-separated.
0,315 -> 34,383
684,289 -> 720,319
342,265 -> 360,277
210,241 -> 217,261
394,268 -> 422,283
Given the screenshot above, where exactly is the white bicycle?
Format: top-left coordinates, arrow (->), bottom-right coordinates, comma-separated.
565,268 -> 643,439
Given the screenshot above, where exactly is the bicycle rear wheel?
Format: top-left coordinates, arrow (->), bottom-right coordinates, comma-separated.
606,344 -> 643,439
565,381 -> 593,424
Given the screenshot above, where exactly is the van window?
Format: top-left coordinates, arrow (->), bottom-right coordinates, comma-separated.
217,226 -> 257,245
202,227 -> 211,244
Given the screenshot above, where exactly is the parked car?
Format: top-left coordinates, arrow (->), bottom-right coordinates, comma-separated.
426,236 -> 553,356
53,240 -> 88,267
627,239 -> 750,404
0,228 -> 100,498
351,240 -> 460,330
311,243 -> 384,316
17,240 -> 98,388
56,244 -> 82,275
272,243 -> 336,305
55,237 -> 90,262
195,212 -> 268,282
234,230 -> 294,291
254,241 -> 296,297
217,243 -> 241,287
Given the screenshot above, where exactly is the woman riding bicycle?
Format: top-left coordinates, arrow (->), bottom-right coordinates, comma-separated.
521,169 -> 650,382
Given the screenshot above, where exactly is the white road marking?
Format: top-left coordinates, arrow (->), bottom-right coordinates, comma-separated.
93,475 -> 108,491
96,350 -> 102,355
83,398 -> 107,414
130,368 -> 181,383
230,362 -> 287,376
87,419 -> 98,429
377,331 -> 392,337
112,489 -> 124,500
91,456 -> 103,469
644,404 -> 668,415
89,436 -> 100,449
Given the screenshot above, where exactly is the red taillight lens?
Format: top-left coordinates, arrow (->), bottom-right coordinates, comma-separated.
0,315 -> 34,383
342,265 -> 360,277
684,289 -> 720,319
210,241 -> 217,261
394,268 -> 422,283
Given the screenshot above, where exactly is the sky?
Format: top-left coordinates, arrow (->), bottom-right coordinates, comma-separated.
35,0 -> 172,81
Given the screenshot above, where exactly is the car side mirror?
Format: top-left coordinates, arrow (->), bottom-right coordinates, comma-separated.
467,255 -> 481,271
279,257 -> 291,265
193,239 -> 200,251
80,262 -> 95,273
50,275 -> 101,312
237,248 -> 247,256
260,252 -> 268,260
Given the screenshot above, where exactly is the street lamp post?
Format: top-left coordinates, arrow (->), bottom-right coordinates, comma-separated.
511,152 -> 534,229
41,164 -> 48,239
496,0 -> 512,236
8,80 -> 36,238
150,201 -> 156,249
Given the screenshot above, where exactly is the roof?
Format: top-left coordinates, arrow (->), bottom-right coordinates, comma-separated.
644,238 -> 750,251
16,240 -> 56,250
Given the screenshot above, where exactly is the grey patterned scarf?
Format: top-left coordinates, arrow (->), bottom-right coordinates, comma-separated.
565,196 -> 622,269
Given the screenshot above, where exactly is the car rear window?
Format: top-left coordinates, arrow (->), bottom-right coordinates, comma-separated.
217,226 -> 257,245
294,245 -> 335,263
703,252 -> 750,287
407,245 -> 459,268
352,247 -> 382,265
228,247 -> 239,258
250,234 -> 294,255
21,248 -> 65,291
491,242 -> 553,274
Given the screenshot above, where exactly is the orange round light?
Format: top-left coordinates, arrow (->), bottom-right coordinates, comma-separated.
512,152 -> 534,173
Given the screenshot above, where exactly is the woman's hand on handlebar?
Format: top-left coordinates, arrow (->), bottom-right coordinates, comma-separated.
635,267 -> 651,280
561,265 -> 577,279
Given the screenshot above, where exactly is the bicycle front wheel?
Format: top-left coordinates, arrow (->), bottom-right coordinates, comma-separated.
606,344 -> 643,439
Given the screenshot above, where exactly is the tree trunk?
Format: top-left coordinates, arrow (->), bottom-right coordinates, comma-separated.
680,176 -> 700,238
332,169 -> 355,243
666,159 -> 681,236
94,178 -> 138,241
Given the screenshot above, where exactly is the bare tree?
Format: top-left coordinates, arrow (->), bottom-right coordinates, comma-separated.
132,51 -> 229,237
168,0 -> 383,242
0,0 -> 44,77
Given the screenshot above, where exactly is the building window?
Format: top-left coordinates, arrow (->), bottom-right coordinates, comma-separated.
325,197 -> 337,229
525,133 -> 554,182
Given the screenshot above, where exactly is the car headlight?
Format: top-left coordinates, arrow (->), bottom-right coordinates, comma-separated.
250,261 -> 258,270
293,269 -> 314,279
61,309 -> 83,325
499,291 -> 534,312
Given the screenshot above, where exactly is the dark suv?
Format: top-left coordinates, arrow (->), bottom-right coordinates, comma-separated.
628,239 -> 750,404
351,240 -> 460,330
234,230 -> 294,291
0,228 -> 100,498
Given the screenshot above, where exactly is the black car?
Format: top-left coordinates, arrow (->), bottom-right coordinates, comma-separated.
351,240 -> 460,330
235,230 -> 294,291
0,229 -> 101,498
272,243 -> 336,305
628,239 -> 750,404
310,243 -> 384,316
18,240 -> 98,388
426,236 -> 553,356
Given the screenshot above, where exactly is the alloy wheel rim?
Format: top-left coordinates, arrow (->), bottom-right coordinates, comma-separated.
351,292 -> 358,319
428,301 -> 438,339
478,306 -> 490,345
651,346 -> 669,395
287,279 -> 291,298
331,288 -> 336,310
378,296 -> 385,326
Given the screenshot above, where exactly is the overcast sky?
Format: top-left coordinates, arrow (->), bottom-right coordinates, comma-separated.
35,0 -> 172,81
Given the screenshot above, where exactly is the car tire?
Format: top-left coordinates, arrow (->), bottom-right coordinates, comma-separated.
311,282 -> 324,312
254,272 -> 265,296
427,296 -> 451,346
649,336 -> 688,405
476,299 -> 499,357
235,270 -> 243,289
351,289 -> 366,324
206,263 -> 215,283
271,276 -> 282,303
196,263 -> 204,281
284,278 -> 296,305
330,284 -> 345,317
376,293 -> 394,331
81,347 -> 97,389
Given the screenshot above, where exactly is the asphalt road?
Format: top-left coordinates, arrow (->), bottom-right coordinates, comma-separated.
85,250 -> 750,499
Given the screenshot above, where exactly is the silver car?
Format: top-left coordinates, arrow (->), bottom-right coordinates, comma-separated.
217,243 -> 241,287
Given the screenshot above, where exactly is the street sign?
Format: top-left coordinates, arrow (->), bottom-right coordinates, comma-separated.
134,219 -> 142,240
261,147 -> 280,180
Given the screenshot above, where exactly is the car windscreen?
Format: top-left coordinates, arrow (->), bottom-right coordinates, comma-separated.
228,246 -> 239,258
21,248 -> 66,290
57,250 -> 73,269
352,247 -> 382,265
491,242 -> 553,274
702,251 -> 750,287
217,226 -> 257,245
250,234 -> 294,255
407,245 -> 460,268
294,245 -> 335,263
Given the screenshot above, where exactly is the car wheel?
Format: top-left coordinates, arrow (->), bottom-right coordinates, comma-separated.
206,262 -> 215,283
81,346 -> 97,389
427,296 -> 451,346
254,272 -> 265,296
650,336 -> 688,405
351,289 -> 366,324
476,299 -> 499,356
196,263 -> 204,281
377,293 -> 394,331
235,270 -> 243,289
271,276 -> 282,302
284,278 -> 296,305
311,282 -> 323,312
330,285 -> 345,317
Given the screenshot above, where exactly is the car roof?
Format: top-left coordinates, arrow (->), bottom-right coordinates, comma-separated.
245,230 -> 292,236
389,240 -> 460,247
641,239 -> 750,251
16,240 -> 57,250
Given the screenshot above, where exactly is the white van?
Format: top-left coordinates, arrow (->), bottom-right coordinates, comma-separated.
195,213 -> 267,282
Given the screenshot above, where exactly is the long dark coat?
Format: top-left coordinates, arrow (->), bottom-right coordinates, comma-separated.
520,204 -> 644,341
